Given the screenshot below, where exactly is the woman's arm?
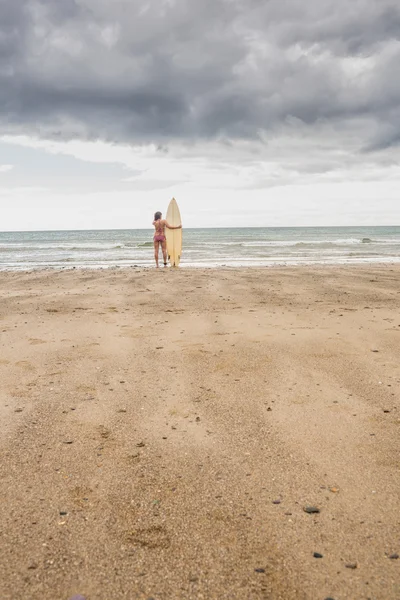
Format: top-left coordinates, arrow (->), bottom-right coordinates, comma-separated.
165,221 -> 182,230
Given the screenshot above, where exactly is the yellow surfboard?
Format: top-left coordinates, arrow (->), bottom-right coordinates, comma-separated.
165,198 -> 182,267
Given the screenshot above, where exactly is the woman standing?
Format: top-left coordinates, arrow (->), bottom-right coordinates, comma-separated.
153,211 -> 182,268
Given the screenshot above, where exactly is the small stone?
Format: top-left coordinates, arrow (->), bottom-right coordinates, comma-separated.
371,349 -> 379,353
255,568 -> 266,573
136,442 -> 145,447
63,440 -> 74,444
28,563 -> 38,570
272,500 -> 281,504
196,416 -> 201,422
59,511 -> 68,516
15,408 -> 24,413
345,562 -> 358,569
383,409 -> 391,413
267,407 -> 272,411
189,575 -> 199,582
303,506 -> 320,514
313,552 -> 323,558
330,487 -> 339,493
389,553 -> 399,559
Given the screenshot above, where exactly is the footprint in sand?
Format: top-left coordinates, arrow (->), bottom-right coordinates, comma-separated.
98,425 -> 111,440
15,361 -> 35,371
124,525 -> 170,549
69,485 -> 93,507
76,384 -> 96,393
11,388 -> 30,398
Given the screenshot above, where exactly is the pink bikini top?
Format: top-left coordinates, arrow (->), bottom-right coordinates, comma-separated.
154,220 -> 164,236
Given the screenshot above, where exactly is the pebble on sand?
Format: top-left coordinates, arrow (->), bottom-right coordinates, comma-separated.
313,552 -> 323,558
345,562 -> 358,569
303,506 -> 320,514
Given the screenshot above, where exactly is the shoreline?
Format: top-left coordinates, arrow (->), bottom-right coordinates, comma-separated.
1,266 -> 399,599
1,258 -> 400,273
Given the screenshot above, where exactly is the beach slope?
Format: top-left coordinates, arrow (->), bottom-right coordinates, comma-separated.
0,266 -> 399,599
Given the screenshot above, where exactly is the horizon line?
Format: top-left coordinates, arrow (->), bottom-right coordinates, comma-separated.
1,224 -> 399,234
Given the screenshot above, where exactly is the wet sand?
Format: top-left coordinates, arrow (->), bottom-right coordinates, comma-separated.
0,265 -> 399,600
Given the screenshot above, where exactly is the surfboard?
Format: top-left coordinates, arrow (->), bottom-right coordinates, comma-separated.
165,197 -> 182,267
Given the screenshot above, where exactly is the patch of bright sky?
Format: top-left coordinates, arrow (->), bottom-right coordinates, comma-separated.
1,135 -> 399,230
0,164 -> 14,173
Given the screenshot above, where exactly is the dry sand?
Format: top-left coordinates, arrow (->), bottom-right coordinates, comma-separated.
0,265 -> 399,600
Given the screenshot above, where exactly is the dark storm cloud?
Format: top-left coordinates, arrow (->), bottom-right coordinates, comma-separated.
1,0 -> 400,148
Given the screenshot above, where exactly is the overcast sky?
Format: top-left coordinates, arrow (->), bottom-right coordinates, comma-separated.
1,0 -> 399,230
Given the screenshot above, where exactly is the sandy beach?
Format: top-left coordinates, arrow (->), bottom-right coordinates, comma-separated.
0,265 -> 399,600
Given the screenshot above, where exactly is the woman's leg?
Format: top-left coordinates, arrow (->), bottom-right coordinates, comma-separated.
161,240 -> 168,266
154,240 -> 160,267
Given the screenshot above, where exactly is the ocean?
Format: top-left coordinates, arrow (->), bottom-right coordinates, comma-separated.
0,226 -> 399,270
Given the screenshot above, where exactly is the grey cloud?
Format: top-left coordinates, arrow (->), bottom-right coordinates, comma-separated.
241,0 -> 400,53
0,3 -> 29,60
0,0 -> 400,150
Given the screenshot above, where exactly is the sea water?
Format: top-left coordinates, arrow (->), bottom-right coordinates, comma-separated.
0,226 -> 399,270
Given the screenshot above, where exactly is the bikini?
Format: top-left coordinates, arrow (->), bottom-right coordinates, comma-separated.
154,220 -> 166,243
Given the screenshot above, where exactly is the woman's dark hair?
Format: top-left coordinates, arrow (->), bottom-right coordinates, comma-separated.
154,211 -> 162,221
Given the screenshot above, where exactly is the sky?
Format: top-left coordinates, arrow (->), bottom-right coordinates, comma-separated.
1,0 -> 400,230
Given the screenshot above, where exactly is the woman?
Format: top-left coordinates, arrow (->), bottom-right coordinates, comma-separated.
153,211 -> 182,268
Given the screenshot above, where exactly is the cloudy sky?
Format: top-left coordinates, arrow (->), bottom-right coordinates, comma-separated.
1,0 -> 399,230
